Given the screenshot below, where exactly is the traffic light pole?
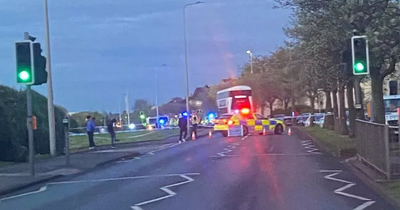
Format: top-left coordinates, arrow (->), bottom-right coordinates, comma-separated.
24,32 -> 35,176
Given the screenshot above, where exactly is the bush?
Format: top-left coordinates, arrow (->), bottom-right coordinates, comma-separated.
0,85 -> 68,161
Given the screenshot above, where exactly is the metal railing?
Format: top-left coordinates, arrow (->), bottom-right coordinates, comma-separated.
355,120 -> 391,179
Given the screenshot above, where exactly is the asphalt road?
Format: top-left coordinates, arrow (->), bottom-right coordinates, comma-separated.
0,131 -> 398,210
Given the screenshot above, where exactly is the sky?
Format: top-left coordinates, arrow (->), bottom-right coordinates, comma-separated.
0,0 -> 291,113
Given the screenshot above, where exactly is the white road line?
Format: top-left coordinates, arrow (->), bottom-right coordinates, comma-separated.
319,170 -> 342,173
241,136 -> 248,141
353,201 -> 376,210
334,183 -> 371,201
0,186 -> 47,202
216,152 -> 226,157
324,173 -> 353,184
49,173 -> 200,185
146,143 -> 180,156
131,174 -> 195,209
320,170 -> 375,209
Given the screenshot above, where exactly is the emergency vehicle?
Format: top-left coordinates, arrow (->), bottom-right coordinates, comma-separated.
214,108 -> 285,137
217,86 -> 253,115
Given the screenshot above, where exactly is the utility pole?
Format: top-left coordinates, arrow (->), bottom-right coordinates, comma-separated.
247,50 -> 253,74
24,32 -> 35,176
43,0 -> 56,156
125,93 -> 130,125
183,1 -> 203,135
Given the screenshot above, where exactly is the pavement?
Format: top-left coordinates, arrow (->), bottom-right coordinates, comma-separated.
0,130 -> 398,210
0,129 -> 210,197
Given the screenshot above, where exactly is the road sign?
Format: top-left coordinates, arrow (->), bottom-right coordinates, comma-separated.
228,125 -> 243,137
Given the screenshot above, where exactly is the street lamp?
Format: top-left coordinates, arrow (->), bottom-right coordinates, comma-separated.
246,50 -> 253,74
43,0 -> 56,156
155,64 -> 167,128
183,1 -> 204,135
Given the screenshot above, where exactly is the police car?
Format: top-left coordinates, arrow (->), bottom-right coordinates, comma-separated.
214,108 -> 285,137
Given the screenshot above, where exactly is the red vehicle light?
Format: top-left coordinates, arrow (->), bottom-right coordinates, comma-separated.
241,108 -> 250,115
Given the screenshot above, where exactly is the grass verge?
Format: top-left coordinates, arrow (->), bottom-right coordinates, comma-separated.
69,129 -> 179,150
384,181 -> 400,205
301,126 -> 356,157
0,161 -> 13,167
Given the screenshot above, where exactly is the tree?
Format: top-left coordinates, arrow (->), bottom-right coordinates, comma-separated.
275,0 -> 400,124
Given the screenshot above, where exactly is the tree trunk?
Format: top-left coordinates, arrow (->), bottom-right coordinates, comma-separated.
346,80 -> 356,138
284,99 -> 290,110
371,76 -> 385,123
269,100 -> 275,116
325,90 -> 332,112
309,96 -> 315,126
323,90 -> 334,130
338,83 -> 349,135
332,89 -> 339,132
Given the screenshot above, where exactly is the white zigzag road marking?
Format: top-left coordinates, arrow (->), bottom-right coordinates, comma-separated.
131,175 -> 195,209
320,170 -> 375,210
302,140 -> 322,154
335,183 -> 370,201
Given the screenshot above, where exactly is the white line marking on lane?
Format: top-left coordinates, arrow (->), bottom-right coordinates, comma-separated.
0,186 -> 47,202
49,173 -> 200,185
353,201 -> 376,210
320,170 -> 375,209
131,174 -> 195,209
319,170 -> 343,173
241,136 -> 248,141
334,183 -> 371,201
145,143 -> 180,156
324,173 -> 353,184
216,152 -> 226,157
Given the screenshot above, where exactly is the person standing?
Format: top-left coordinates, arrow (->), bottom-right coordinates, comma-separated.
107,118 -> 117,148
86,115 -> 96,149
178,114 -> 187,143
191,111 -> 199,139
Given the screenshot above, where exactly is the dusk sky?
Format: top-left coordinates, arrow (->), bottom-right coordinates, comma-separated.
0,0 -> 290,113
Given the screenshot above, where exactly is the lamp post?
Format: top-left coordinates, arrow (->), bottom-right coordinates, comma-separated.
155,64 -> 167,128
246,50 -> 253,74
43,0 -> 56,156
183,1 -> 204,135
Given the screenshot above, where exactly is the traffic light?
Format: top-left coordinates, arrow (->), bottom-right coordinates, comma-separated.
15,41 -> 47,85
351,36 -> 369,75
16,41 -> 34,84
139,111 -> 145,119
32,43 -> 47,85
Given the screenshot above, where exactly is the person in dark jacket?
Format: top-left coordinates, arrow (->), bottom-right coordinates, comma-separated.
107,118 -> 117,148
178,114 -> 187,143
86,115 -> 96,149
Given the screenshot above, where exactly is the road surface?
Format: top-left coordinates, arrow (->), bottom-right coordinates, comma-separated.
0,132 -> 397,210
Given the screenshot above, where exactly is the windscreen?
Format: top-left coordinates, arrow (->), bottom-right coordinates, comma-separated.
384,99 -> 400,112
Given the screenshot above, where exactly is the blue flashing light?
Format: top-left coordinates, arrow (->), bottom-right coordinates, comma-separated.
182,111 -> 188,117
159,119 -> 165,124
208,113 -> 215,119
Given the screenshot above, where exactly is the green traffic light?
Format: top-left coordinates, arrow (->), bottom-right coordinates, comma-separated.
354,62 -> 365,72
140,115 -> 145,119
18,70 -> 30,81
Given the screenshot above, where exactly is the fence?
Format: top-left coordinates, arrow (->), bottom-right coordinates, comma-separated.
355,120 -> 400,179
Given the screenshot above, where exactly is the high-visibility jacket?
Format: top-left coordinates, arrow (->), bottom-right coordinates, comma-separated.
191,114 -> 200,124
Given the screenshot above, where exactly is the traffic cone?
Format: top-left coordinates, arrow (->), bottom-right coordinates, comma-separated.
192,131 -> 196,140
209,130 -> 213,138
288,127 -> 292,136
263,127 -> 266,136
